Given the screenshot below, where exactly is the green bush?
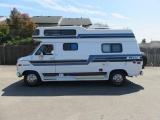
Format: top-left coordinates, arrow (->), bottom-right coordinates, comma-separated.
0,32 -> 9,44
0,25 -> 9,37
0,25 -> 9,44
7,37 -> 33,45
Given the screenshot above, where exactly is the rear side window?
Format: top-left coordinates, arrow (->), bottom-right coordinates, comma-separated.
63,43 -> 78,51
44,29 -> 76,36
102,43 -> 122,53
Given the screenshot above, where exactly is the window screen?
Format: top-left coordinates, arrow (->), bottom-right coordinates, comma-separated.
63,43 -> 78,51
102,43 -> 122,53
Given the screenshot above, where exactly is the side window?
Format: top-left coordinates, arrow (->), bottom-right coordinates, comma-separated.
63,43 -> 78,51
44,30 -> 60,36
102,43 -> 122,53
112,44 -> 122,52
35,44 -> 54,55
33,29 -> 39,35
44,29 -> 76,36
61,30 -> 76,35
102,44 -> 111,53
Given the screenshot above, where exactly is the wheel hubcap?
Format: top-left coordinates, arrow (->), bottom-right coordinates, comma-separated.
27,74 -> 37,83
113,74 -> 123,83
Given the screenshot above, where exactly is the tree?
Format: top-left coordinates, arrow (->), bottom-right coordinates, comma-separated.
16,13 -> 37,37
0,25 -> 9,37
7,7 -> 20,27
0,25 -> 10,43
7,7 -> 37,38
10,7 -> 20,19
141,38 -> 146,43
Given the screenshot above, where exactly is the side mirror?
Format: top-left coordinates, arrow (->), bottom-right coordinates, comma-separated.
39,52 -> 43,60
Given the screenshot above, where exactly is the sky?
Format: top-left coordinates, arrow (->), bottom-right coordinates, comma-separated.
0,0 -> 160,43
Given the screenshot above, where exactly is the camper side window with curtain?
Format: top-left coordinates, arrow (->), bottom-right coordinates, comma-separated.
102,43 -> 122,53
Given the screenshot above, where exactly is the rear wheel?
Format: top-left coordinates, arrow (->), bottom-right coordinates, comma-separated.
24,72 -> 41,87
109,71 -> 126,87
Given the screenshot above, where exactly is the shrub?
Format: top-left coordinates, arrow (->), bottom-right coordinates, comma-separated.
7,37 -> 33,45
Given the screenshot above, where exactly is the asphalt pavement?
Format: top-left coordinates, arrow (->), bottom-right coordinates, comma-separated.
0,66 -> 160,120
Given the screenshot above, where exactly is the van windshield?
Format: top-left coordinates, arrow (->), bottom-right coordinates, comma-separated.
30,44 -> 40,55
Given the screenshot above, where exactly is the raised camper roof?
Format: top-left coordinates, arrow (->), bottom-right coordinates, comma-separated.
32,26 -> 135,42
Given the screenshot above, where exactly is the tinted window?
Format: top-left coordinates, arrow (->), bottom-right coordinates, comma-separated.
61,30 -> 76,35
33,29 -> 39,35
102,44 -> 122,53
44,30 -> 60,36
63,43 -> 71,50
112,44 -> 122,52
63,43 -> 78,51
35,44 -> 54,55
44,29 -> 76,36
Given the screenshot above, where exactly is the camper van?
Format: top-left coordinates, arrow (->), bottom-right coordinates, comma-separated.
16,26 -> 144,87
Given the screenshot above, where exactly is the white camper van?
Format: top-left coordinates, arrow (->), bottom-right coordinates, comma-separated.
16,26 -> 144,87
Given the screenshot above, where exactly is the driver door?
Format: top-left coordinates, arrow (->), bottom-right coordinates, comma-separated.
31,43 -> 55,76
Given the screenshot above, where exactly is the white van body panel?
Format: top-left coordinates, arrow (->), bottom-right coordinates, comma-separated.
17,26 -> 143,82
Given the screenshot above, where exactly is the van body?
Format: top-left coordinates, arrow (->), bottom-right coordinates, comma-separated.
16,26 -> 143,86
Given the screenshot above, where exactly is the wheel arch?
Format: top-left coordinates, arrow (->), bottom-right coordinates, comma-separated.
23,70 -> 37,75
109,69 -> 128,77
23,70 -> 44,81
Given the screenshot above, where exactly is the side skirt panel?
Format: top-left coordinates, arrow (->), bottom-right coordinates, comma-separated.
42,72 -> 108,81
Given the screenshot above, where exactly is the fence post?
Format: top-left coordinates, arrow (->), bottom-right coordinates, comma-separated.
3,43 -> 6,65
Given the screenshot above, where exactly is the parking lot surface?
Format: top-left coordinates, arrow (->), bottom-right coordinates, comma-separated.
0,66 -> 160,120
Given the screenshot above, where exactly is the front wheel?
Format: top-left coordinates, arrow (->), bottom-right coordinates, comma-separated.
24,72 -> 41,87
109,71 -> 126,87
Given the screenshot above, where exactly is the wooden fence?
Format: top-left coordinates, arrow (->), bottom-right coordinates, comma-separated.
0,45 -> 35,65
140,42 -> 160,66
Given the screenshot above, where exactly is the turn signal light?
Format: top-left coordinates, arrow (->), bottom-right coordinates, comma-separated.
137,62 -> 141,64
18,64 -> 22,66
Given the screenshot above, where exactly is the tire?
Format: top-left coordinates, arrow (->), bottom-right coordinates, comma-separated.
109,71 -> 126,87
24,71 -> 41,87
